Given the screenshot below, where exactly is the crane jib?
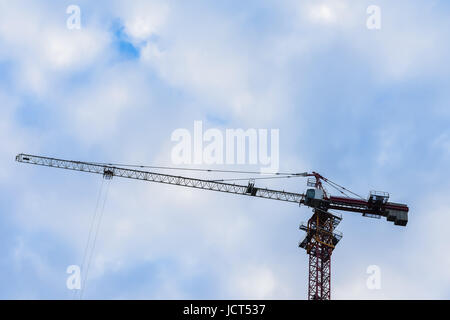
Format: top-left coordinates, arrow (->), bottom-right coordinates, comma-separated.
15,153 -> 408,226
15,154 -> 305,204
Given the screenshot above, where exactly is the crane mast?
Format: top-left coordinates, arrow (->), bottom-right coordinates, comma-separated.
15,153 -> 409,300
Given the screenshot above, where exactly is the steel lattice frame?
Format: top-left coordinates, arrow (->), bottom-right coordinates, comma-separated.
308,242 -> 332,299
305,209 -> 340,300
15,154 -> 305,203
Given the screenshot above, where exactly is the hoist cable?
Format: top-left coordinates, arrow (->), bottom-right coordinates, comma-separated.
88,161 -> 308,177
80,178 -> 111,299
323,180 -> 351,198
207,174 -> 304,182
73,178 -> 104,300
323,178 -> 365,200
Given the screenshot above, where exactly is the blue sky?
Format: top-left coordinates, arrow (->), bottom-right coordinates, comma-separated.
1,0 -> 450,299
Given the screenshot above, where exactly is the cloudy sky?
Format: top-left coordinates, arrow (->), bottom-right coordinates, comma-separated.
1,0 -> 449,299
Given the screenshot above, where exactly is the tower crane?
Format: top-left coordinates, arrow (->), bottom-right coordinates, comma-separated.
15,153 -> 409,300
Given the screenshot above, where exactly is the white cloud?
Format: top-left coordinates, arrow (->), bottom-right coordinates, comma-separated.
120,0 -> 169,42
230,265 -> 277,299
62,64 -> 151,144
0,90 -> 41,182
140,35 -> 255,118
294,0 -> 361,28
307,4 -> 337,24
284,0 -> 450,82
42,29 -> 109,71
0,1 -> 110,95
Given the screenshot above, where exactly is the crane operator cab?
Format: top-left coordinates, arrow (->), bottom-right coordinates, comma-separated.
304,188 -> 324,207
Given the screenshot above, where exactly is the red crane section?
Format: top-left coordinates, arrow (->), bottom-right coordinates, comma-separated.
298,173 -> 408,299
